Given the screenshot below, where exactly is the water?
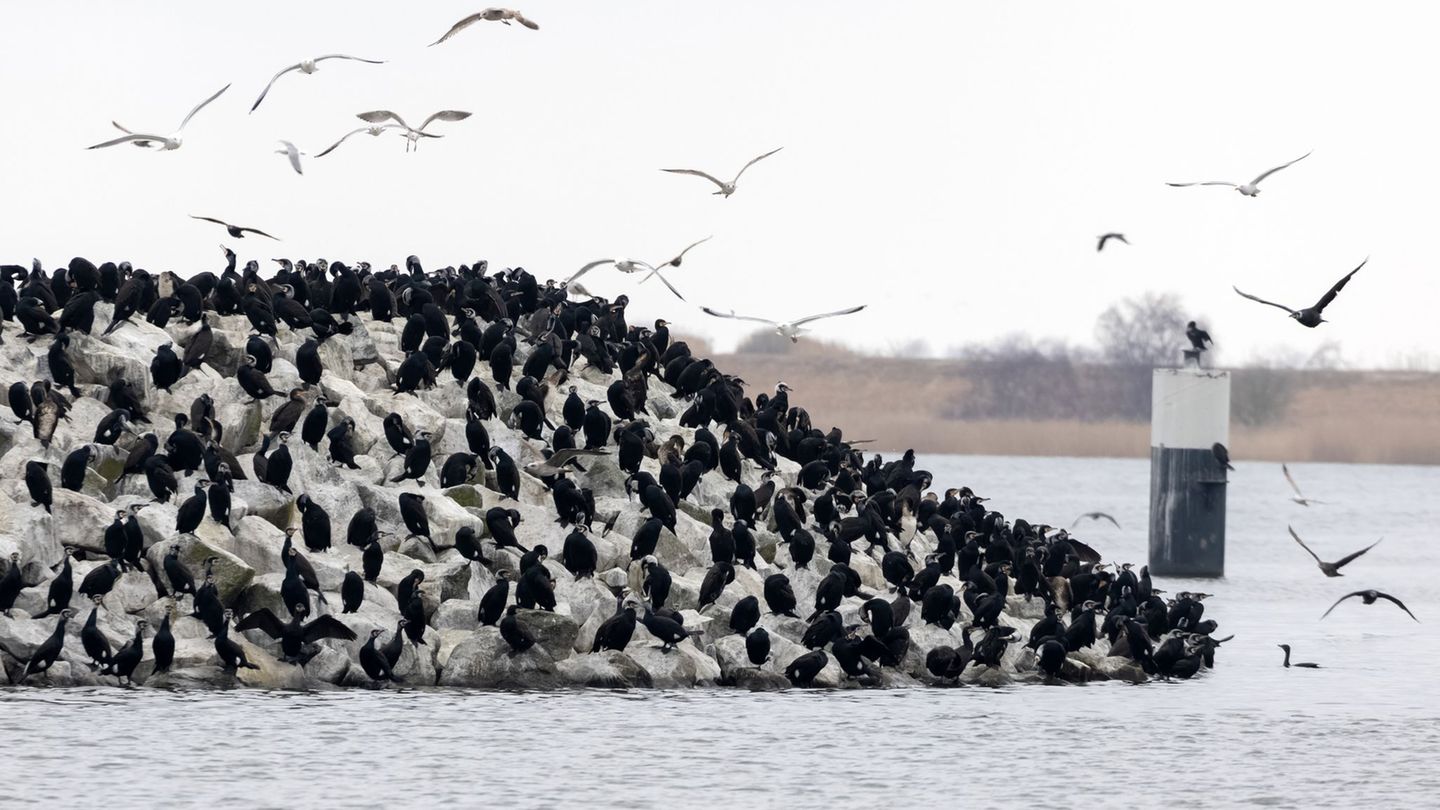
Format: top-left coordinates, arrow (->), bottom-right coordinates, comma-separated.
3,455 -> 1437,809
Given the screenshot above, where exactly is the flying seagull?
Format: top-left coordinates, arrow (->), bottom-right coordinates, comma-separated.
354,110 -> 471,152
662,147 -> 783,197
1186,321 -> 1212,352
522,448 -> 609,479
1321,589 -> 1418,622
88,84 -> 231,151
699,304 -> 866,343
1166,151 -> 1311,196
1233,259 -> 1365,328
275,140 -> 303,175
1282,464 -> 1324,506
1288,527 -> 1379,577
430,8 -> 540,45
637,236 -> 713,288
190,216 -> 279,241
250,55 -> 386,113
566,254 -> 689,301
315,124 -> 414,158
1072,512 -> 1121,530
1096,233 -> 1129,252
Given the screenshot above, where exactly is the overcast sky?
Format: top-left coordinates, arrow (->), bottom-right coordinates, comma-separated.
1,3 -> 1433,367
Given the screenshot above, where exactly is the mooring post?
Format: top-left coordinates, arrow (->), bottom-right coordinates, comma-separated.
1149,353 -> 1230,577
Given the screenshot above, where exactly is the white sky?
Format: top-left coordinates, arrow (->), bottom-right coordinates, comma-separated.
1,2 -> 1434,367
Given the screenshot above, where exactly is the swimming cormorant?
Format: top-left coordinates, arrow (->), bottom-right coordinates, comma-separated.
1277,644 -> 1320,668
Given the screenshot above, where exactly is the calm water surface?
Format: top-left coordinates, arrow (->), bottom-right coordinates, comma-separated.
4,455 -> 1437,809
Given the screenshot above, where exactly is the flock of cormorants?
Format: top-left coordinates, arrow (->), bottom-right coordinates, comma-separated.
0,251 -> 1230,688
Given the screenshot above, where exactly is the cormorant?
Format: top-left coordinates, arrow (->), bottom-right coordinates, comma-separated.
1321,589 -> 1419,622
1289,527 -> 1381,577
1277,644 -> 1320,669
499,605 -> 535,654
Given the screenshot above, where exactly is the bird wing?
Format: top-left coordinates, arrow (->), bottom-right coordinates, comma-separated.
548,448 -> 609,468
1066,537 -> 1103,564
233,608 -> 286,639
87,133 -> 167,150
250,64 -> 301,112
1320,591 -> 1365,619
566,259 -> 614,285
278,141 -> 302,174
645,268 -> 687,301
237,227 -> 281,241
1282,464 -> 1306,499
791,304 -> 867,327
661,235 -> 713,267
699,307 -> 778,327
1250,151 -> 1312,186
1096,512 -> 1121,529
315,127 -> 380,158
1375,591 -> 1419,622
1287,526 -> 1324,565
357,110 -> 409,129
315,54 -> 387,65
430,13 -> 486,46
1165,181 -> 1238,188
661,168 -> 728,191
177,83 -> 231,132
303,614 -> 359,642
419,110 -> 472,131
1332,538 -> 1382,570
731,147 -> 784,183
511,11 -> 540,29
1312,258 -> 1366,314
1232,286 -> 1297,316
189,215 -> 231,228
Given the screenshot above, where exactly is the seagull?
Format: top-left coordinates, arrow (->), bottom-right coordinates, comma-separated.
699,304 -> 866,343
87,84 -> 231,151
1186,321 -> 1212,352
662,147 -> 783,197
1166,151 -> 1311,196
314,124 -> 415,158
1282,464 -> 1324,506
636,236 -> 712,287
430,8 -> 540,45
249,55 -> 386,113
275,140 -> 303,175
354,110 -> 472,152
566,256 -> 688,301
1233,259 -> 1366,328
1071,512 -> 1121,530
189,216 -> 280,241
1276,644 -> 1320,669
1288,527 -> 1379,577
1096,233 -> 1129,252
522,448 -> 609,479
1321,589 -> 1418,622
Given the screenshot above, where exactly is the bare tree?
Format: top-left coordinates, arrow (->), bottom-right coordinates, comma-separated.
1094,292 -> 1191,367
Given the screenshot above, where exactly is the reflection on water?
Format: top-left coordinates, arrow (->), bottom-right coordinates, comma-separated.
3,456 -> 1437,808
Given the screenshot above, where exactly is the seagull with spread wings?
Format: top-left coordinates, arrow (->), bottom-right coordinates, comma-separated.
662,147 -> 783,197
1166,151 -> 1311,196
353,110 -> 472,152
638,236 -> 711,286
315,124 -> 411,158
1282,464 -> 1324,506
1288,527 -> 1379,577
1072,512 -> 1121,530
190,216 -> 279,241
565,244 -> 696,302
430,8 -> 540,45
699,304 -> 866,343
249,55 -> 386,113
274,140 -> 304,175
1233,259 -> 1365,328
88,84 -> 231,151
1321,589 -> 1419,622
1096,233 -> 1129,252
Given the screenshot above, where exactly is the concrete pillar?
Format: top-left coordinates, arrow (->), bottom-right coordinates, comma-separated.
1148,358 -> 1230,577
